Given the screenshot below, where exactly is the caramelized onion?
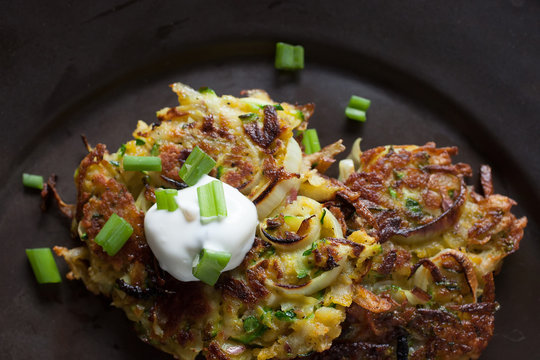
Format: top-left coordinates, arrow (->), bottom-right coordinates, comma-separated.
353,285 -> 397,313
435,249 -> 478,302
388,179 -> 467,244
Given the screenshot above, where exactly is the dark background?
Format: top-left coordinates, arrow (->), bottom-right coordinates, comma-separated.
1,1 -> 539,359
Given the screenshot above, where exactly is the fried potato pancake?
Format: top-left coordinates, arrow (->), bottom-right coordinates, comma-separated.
51,85 -> 526,360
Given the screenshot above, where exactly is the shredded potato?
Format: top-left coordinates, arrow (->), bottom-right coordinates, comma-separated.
52,84 -> 526,360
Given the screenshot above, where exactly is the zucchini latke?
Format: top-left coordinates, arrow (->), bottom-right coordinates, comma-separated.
52,83 -> 526,360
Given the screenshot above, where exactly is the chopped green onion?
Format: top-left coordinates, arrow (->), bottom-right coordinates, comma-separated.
394,171 -> 405,180
94,213 -> 133,256
388,188 -> 397,199
178,146 -> 216,186
197,180 -> 227,222
123,155 -> 162,172
448,189 -> 455,199
275,310 -> 296,321
345,94 -> 371,122
320,209 -> 327,224
345,107 -> 366,122
348,95 -> 371,111
135,139 -> 145,146
25,248 -> 62,284
118,144 -> 127,157
216,166 -> 224,180
297,269 -> 309,279
302,129 -> 321,154
239,113 -> 259,122
22,173 -> 44,190
243,316 -> 260,333
405,198 -> 422,213
192,248 -> 231,286
271,104 -> 284,111
155,189 -> 178,211
199,87 -> 216,95
150,143 -> 160,156
109,160 -> 120,167
275,42 -> 304,70
234,315 -> 267,344
296,110 -> 305,121
303,241 -> 318,256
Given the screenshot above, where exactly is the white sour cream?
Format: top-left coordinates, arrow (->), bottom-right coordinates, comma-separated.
144,175 -> 258,282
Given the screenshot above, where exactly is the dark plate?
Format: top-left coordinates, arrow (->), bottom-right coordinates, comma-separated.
1,1 -> 539,359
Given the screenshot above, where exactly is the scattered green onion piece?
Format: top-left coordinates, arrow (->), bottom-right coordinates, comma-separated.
239,113 -> 259,122
118,144 -> 127,157
297,269 -> 309,279
192,248 -> 231,286
243,316 -> 260,333
388,188 -> 397,199
216,166 -> 224,180
275,42 -> 304,70
155,189 -> 178,211
135,139 -> 145,146
296,110 -> 305,121
197,180 -> 227,222
150,143 -> 160,156
25,248 -> 62,284
123,155 -> 162,172
178,146 -> 216,186
320,209 -> 327,224
302,129 -> 321,154
345,107 -> 366,122
109,160 -> 120,167
348,95 -> 371,111
94,213 -> 133,256
275,310 -> 296,321
22,173 -> 44,190
405,198 -> 422,213
199,87 -> 216,95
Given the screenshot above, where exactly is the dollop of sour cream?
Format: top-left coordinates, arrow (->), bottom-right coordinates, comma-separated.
144,175 -> 258,282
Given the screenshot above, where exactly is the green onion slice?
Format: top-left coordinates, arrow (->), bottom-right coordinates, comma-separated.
94,213 -> 133,256
178,146 -> 216,186
197,180 -> 227,222
275,42 -> 304,70
345,107 -> 366,122
135,139 -> 145,146
348,95 -> 371,111
155,189 -> 178,211
26,248 -> 62,284
302,129 -> 321,154
345,94 -> 371,122
22,173 -> 44,190
123,155 -> 162,172
198,87 -> 216,95
150,143 -> 160,156
192,248 -> 231,286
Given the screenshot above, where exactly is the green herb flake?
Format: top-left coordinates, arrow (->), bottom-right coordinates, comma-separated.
274,310 -> 296,321
151,143 -> 160,156
109,160 -> 120,167
296,110 -> 305,121
302,241 -> 318,256
297,269 -> 309,279
118,144 -> 127,157
239,113 -> 259,122
405,198 -> 422,213
320,209 -> 327,224
216,166 -> 224,180
388,187 -> 397,199
198,87 -> 216,95
135,139 -> 145,146
448,189 -> 455,199
394,171 -> 405,180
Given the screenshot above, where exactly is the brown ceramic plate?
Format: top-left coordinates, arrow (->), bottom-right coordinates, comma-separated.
1,1 -> 539,359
